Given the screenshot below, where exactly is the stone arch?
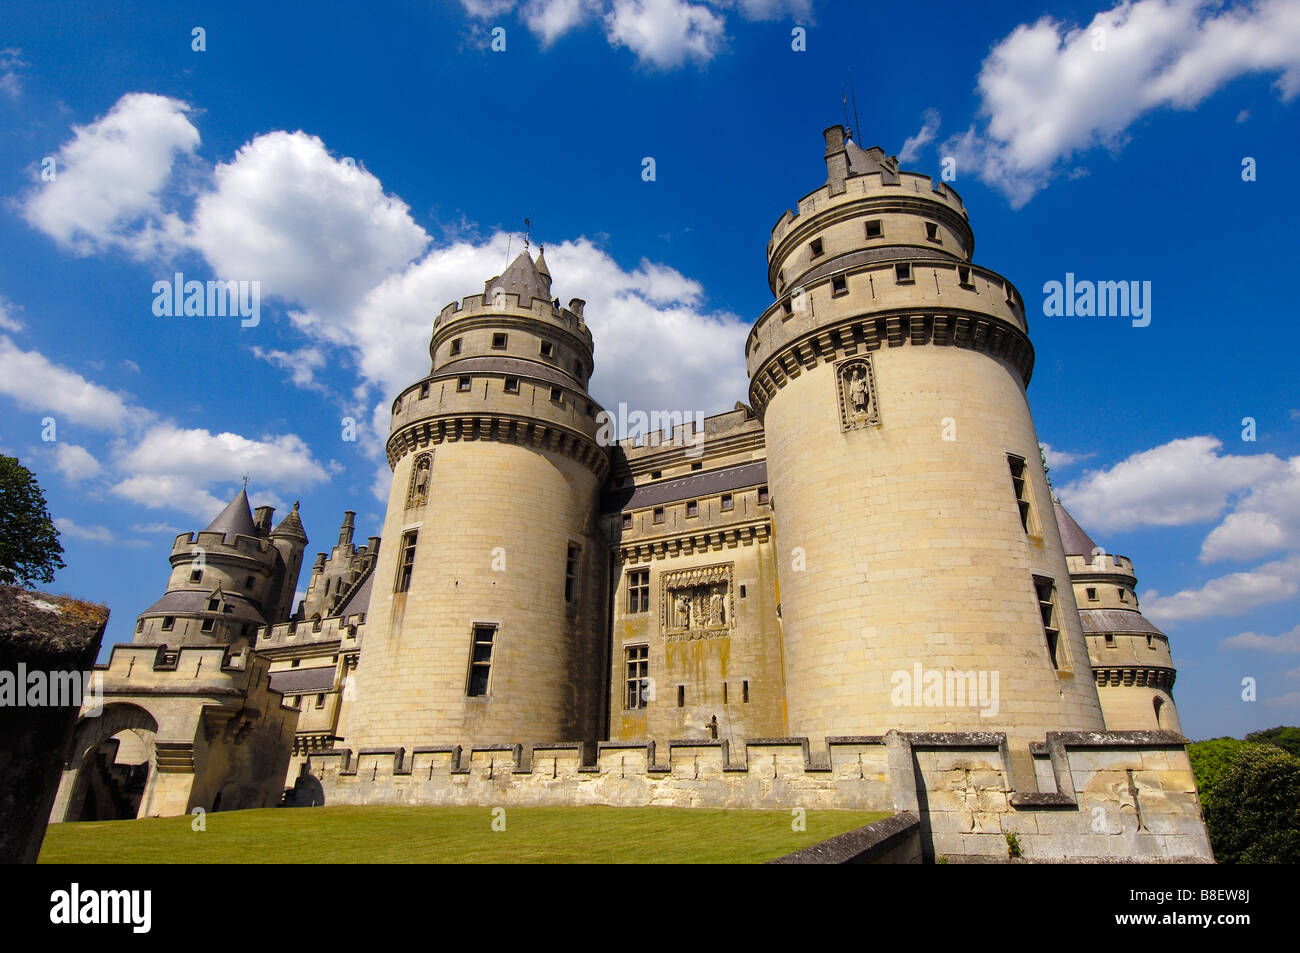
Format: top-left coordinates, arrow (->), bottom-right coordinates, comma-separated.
59,703 -> 159,822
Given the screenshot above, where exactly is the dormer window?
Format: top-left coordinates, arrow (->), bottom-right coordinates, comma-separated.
809,238 -> 823,258
206,597 -> 220,611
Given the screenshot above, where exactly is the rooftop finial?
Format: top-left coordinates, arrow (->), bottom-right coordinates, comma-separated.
242,473 -> 249,489
524,216 -> 531,252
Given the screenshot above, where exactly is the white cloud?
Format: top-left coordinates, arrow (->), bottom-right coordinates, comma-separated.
1040,442 -> 1092,470
22,93 -> 199,258
131,521 -> 183,535
460,0 -> 518,15
0,48 -> 26,100
1200,458 -> 1300,563
0,297 -> 22,333
1264,690 -> 1300,710
252,345 -> 329,393
190,131 -> 429,321
1058,436 -> 1286,531
53,443 -> 102,482
605,0 -> 727,68
522,0 -> 602,45
1143,554 -> 1300,623
0,335 -> 137,431
713,0 -> 812,19
899,109 -> 940,163
55,518 -> 117,543
1222,623 -> 1300,653
943,0 -> 1300,205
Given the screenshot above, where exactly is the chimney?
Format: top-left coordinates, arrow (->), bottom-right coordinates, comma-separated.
338,511 -> 356,546
367,536 -> 381,555
824,125 -> 849,195
253,506 -> 275,535
568,298 -> 585,318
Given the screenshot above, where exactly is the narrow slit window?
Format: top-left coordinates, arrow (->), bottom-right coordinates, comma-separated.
395,530 -> 418,592
1008,454 -> 1035,534
467,624 -> 495,696
742,680 -> 750,703
564,542 -> 580,603
677,685 -> 685,708
1035,576 -> 1066,670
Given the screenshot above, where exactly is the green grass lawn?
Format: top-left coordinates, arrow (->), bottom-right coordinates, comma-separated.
39,805 -> 889,864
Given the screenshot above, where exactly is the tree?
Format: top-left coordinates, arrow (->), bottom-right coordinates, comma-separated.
1204,744 -> 1300,864
1246,725 -> 1300,759
1188,736 -> 1251,809
0,456 -> 65,587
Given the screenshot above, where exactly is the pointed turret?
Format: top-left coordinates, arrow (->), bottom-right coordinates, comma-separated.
484,250 -> 552,305
271,501 -> 308,541
534,245 -> 552,285
204,488 -> 257,540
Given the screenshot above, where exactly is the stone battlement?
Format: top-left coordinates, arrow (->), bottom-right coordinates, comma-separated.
296,729 -> 1211,862
435,293 -> 592,346
260,614 -> 364,650
172,531 -> 271,559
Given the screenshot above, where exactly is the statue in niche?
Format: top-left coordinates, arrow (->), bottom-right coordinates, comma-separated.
675,593 -> 692,630
407,453 -> 432,507
709,586 -> 726,626
847,365 -> 870,416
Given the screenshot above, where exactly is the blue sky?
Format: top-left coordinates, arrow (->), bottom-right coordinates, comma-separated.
1,0 -> 1298,740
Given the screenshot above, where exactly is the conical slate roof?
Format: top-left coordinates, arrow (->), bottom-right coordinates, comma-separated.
1053,498 -> 1098,557
271,500 -> 308,541
204,488 -> 258,539
484,250 -> 552,304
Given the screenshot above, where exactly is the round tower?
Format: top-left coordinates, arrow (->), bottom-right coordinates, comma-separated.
342,249 -> 610,748
747,127 -> 1105,748
134,488 -> 289,649
1054,499 -> 1180,732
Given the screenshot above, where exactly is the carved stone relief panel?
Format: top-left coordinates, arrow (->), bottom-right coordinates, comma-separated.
660,563 -> 734,641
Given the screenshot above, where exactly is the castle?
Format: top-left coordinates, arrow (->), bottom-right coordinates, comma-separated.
49,127 -> 1208,861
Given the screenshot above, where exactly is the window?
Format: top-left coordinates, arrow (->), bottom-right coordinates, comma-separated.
206,597 -> 220,611
686,500 -> 698,518
723,682 -> 728,704
742,680 -> 749,703
316,693 -> 326,709
491,332 -> 508,349
691,462 -> 702,471
504,377 -> 520,393
1008,454 -> 1035,534
135,619 -> 144,633
831,274 -> 848,296
1086,587 -> 1098,602
864,219 -> 882,238
190,569 -> 203,583
739,585 -> 747,598
677,685 -> 685,708
291,696 -> 301,709
457,376 -> 471,392
395,530 -> 418,592
291,659 -> 300,668
467,625 -> 495,696
419,382 -> 429,398
1035,576 -> 1066,670
653,507 -> 665,524
758,485 -> 770,504
895,262 -> 913,283
245,576 -> 255,590
925,222 -> 940,242
782,297 -> 793,318
625,645 -> 649,709
162,616 -> 175,631
450,338 -> 462,356
540,340 -> 554,357
201,618 -> 215,633
721,493 -> 733,511
958,265 -> 973,286
650,470 -> 661,479
1147,634 -> 1155,650
628,569 -> 650,613
573,359 -> 583,376
550,386 -> 563,403
565,542 -> 580,603
809,238 -> 823,258
1118,588 -> 1128,602
1104,633 -> 1115,647
622,512 -> 632,530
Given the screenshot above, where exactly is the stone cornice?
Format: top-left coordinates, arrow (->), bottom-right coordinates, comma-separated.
387,412 -> 610,479
748,308 -> 1034,419
616,518 -> 771,562
1092,666 -> 1176,690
